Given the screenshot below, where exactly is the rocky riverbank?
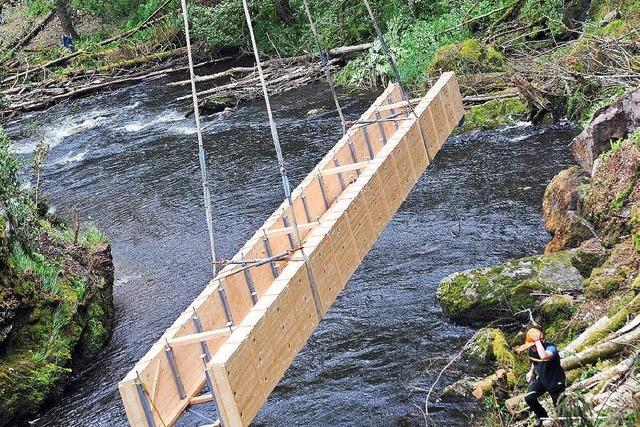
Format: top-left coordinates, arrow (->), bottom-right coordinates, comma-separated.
436,90 -> 640,425
0,132 -> 114,426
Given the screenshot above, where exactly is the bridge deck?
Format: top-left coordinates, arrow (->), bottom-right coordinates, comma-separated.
119,72 -> 464,427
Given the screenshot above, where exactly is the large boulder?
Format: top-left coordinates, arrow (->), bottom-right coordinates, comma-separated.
581,139 -> 640,247
569,89 -> 640,174
437,251 -> 583,324
542,166 -> 592,252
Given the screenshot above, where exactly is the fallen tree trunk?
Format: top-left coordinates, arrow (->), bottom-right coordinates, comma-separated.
3,9 -> 57,61
168,43 -> 371,88
1,57 -> 222,119
562,315 -> 610,356
177,59 -> 339,102
2,0 -> 174,83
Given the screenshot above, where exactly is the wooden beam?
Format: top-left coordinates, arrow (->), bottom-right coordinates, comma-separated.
120,74 -> 465,427
264,221 -> 319,237
167,328 -> 232,347
206,73 -> 465,427
189,393 -> 214,405
321,161 -> 370,177
376,98 -> 421,113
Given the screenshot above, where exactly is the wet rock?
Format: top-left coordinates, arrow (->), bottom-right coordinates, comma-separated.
569,88 -> 640,174
437,251 -> 583,324
460,97 -> 530,131
571,238 -> 608,277
441,377 -> 479,401
306,107 -> 325,116
200,95 -> 237,114
581,140 -> 640,247
542,166 -> 592,253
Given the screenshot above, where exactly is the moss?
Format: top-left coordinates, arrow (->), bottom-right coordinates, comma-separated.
438,251 -> 582,323
584,267 -> 626,298
429,39 -> 505,75
461,98 -> 530,131
611,177 -> 637,212
464,328 -> 514,369
491,329 -> 515,368
539,294 -> 576,326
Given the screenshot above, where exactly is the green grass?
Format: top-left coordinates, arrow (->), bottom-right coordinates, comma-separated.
71,277 -> 89,301
78,225 -> 107,250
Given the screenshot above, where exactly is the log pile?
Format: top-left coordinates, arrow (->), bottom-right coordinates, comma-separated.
170,44 -> 372,114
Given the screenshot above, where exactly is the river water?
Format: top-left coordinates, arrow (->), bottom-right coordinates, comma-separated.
5,73 -> 577,426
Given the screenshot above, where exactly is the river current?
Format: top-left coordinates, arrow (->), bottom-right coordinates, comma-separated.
5,73 -> 577,426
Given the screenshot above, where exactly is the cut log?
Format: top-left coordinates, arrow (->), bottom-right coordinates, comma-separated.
568,352 -> 636,392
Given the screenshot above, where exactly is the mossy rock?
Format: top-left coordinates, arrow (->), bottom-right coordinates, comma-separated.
464,327 -> 514,368
539,294 -> 577,326
581,140 -> 640,248
583,238 -> 640,299
201,96 -> 237,114
437,251 -> 583,324
460,97 -> 530,131
429,39 -> 505,76
543,166 -> 592,253
571,238 -> 608,277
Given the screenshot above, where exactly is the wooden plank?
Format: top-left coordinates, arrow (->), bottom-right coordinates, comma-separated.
167,328 -> 232,347
320,161 -> 370,176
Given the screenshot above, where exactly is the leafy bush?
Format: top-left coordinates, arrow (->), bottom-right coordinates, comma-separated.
78,225 -> 107,250
429,39 -> 505,75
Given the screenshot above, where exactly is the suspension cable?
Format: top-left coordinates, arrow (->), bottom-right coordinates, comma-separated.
179,0 -> 218,277
301,0 -> 347,135
241,0 -> 324,318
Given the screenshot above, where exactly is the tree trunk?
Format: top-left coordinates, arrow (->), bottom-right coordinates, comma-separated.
54,0 -> 78,39
275,0 -> 295,26
407,0 -> 417,18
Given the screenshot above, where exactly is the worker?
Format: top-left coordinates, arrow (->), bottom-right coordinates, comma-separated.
516,327 -> 566,427
61,33 -> 74,51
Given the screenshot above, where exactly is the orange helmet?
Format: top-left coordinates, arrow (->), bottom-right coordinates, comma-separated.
516,328 -> 544,353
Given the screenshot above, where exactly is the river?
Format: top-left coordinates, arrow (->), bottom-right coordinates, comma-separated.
4,73 -> 578,426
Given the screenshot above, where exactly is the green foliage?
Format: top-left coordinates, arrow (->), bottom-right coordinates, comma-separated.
429,39 -> 505,75
0,130 -> 37,243
9,244 -> 61,295
556,390 -> 595,427
25,0 -> 54,16
78,225 -> 107,250
462,97 -> 530,131
71,277 -> 89,301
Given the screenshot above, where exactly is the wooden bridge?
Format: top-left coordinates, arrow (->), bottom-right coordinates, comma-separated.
119,72 -> 464,427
